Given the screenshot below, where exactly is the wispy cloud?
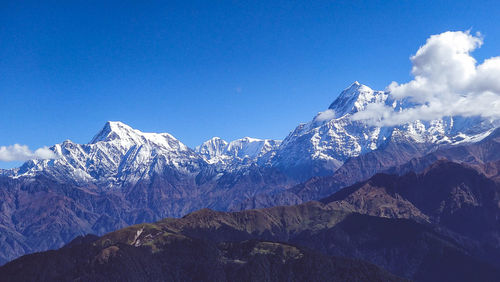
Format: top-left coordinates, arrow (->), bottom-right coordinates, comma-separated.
0,144 -> 58,162
352,30 -> 500,126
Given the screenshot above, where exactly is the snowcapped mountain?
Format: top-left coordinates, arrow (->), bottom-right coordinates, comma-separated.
195,136 -> 281,168
13,121 -> 205,186
269,81 -> 499,180
5,121 -> 282,188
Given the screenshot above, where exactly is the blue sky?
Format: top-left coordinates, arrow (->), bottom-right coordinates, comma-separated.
1,0 -> 500,168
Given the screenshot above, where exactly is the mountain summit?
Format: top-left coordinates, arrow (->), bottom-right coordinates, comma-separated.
328,81 -> 388,117
90,121 -> 148,144
90,121 -> 184,149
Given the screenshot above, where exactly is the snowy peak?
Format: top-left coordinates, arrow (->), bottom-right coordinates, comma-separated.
286,82 -> 388,138
328,82 -> 387,117
196,136 -> 281,165
90,121 -> 136,143
226,137 -> 281,160
13,121 -> 202,185
89,121 -> 187,151
195,137 -> 229,160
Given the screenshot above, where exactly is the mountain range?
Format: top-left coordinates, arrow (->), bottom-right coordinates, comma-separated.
3,161 -> 500,281
0,82 -> 499,280
4,82 -> 497,184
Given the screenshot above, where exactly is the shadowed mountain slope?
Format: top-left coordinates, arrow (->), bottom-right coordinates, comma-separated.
2,201 -> 499,281
321,160 -> 500,268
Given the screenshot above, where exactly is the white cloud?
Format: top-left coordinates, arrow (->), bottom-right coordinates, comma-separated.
0,144 -> 59,162
351,30 -> 500,126
314,109 -> 336,122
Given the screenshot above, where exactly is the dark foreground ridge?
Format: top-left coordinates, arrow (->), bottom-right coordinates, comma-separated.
0,234 -> 402,282
1,199 -> 499,281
